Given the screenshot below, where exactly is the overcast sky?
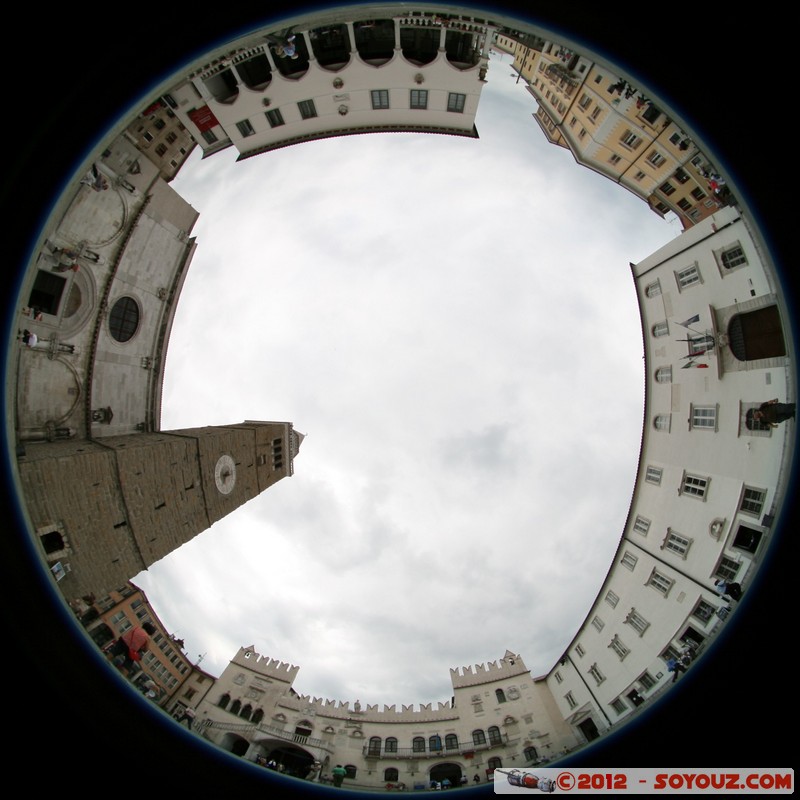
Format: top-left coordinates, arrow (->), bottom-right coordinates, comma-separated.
134,51 -> 679,708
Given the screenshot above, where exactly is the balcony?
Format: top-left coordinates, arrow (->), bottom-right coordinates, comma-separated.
362,733 -> 509,760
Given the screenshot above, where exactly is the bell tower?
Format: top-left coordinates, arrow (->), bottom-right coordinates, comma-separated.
18,420 -> 304,598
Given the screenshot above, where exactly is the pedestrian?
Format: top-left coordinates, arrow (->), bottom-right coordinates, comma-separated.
19,329 -> 38,348
176,706 -> 196,729
473,774 -> 481,784
441,777 -> 451,789
747,399 -> 795,428
714,578 -> 744,602
108,621 -> 157,675
667,657 -> 686,683
332,764 -> 347,787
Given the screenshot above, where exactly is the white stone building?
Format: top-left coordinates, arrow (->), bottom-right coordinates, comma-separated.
162,10 -> 497,161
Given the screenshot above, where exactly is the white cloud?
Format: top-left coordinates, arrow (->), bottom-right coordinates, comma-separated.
137,53 -> 675,707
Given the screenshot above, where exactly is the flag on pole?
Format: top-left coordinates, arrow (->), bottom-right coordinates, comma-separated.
677,314 -> 700,328
681,360 -> 709,369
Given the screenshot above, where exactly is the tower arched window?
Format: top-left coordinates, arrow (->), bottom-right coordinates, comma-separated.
429,735 -> 442,751
218,693 -> 230,710
229,699 -> 241,715
240,704 -> 252,720
472,729 -> 487,746
252,709 -> 264,724
385,737 -> 397,753
495,688 -> 506,703
368,737 -> 382,756
445,734 -> 458,750
488,726 -> 502,745
412,736 -> 425,752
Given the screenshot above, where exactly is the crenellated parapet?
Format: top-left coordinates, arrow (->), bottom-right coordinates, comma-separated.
233,645 -> 299,684
450,650 -> 530,688
277,692 -> 460,723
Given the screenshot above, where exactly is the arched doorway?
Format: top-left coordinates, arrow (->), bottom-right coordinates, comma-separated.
727,306 -> 785,361
430,762 -> 462,788
261,742 -> 315,779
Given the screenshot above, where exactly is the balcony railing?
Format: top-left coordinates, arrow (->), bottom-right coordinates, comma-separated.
362,734 -> 509,760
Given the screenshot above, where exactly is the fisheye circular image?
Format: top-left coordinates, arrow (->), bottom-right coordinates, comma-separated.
3,3 -> 795,796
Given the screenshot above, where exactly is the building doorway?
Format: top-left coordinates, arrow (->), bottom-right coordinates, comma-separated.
430,762 -> 462,787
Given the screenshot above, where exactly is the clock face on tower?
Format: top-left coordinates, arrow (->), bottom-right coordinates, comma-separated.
214,454 -> 237,495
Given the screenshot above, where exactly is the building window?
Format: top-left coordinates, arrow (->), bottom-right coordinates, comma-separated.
692,599 -> 717,624
235,119 -> 255,137
554,671 -> 563,683
429,735 -> 442,751
445,734 -> 458,750
575,644 -> 585,658
654,414 -> 671,432
608,153 -> 621,165
345,766 -> 357,779
681,473 -> 709,500
620,129 -> 642,149
605,590 -> 619,608
472,729 -> 487,746
645,280 -> 661,297
495,688 -> 506,703
677,197 -> 692,211
201,129 -> 218,144
298,99 -> 318,119
368,737 -> 382,756
565,692 -> 577,710
715,555 -> 741,582
674,167 -> 690,184
621,552 -> 638,571
688,334 -> 715,355
691,186 -> 707,200
591,615 -> 605,632
371,89 -> 390,109
524,745 -> 539,762
588,664 -> 605,684
739,486 -> 767,516
636,672 -> 655,691
647,568 -> 674,596
591,105 -> 602,121
647,150 -> 666,167
645,466 -> 662,485
488,757 -> 503,771
625,609 -> 650,636
655,366 -> 672,383
385,768 -> 399,782
155,143 -> 168,157
109,297 -> 140,343
578,128 -> 587,140
410,89 -> 428,109
385,737 -> 397,753
690,405 -> 718,431
675,263 -> 702,290
633,515 -> 650,536
412,737 -> 425,752
634,170 -> 646,181
611,698 -> 627,715
652,321 -> 669,337
488,726 -> 502,745
265,109 -> 285,128
608,636 -> 629,660
659,181 -> 676,196
578,93 -> 592,109
447,92 -> 466,113
166,131 -> 177,144
719,244 -> 748,270
664,529 -> 692,558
